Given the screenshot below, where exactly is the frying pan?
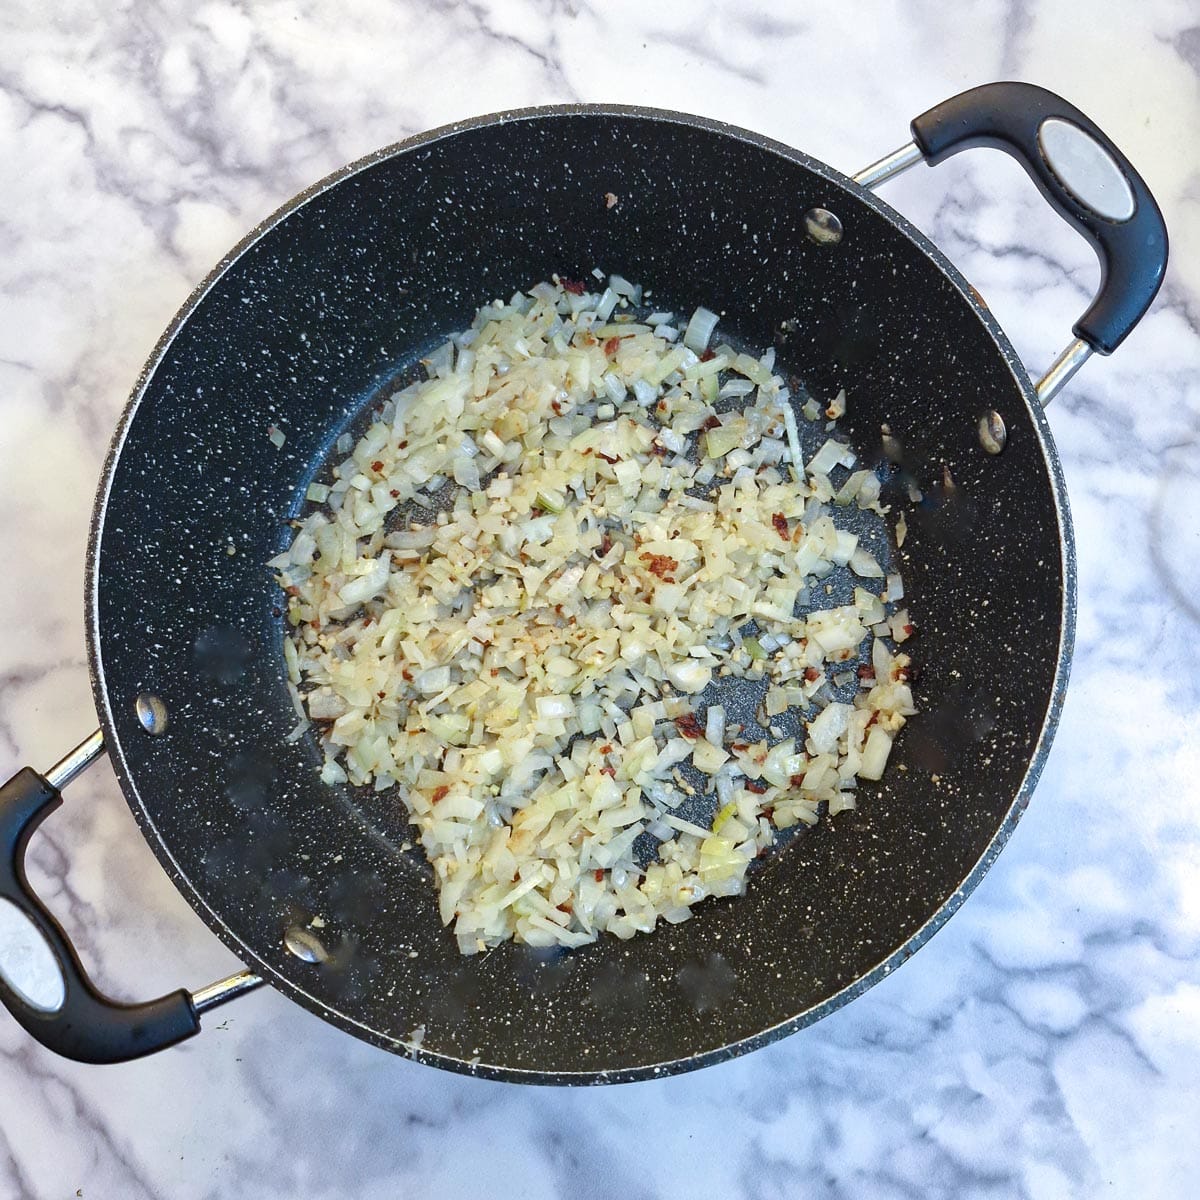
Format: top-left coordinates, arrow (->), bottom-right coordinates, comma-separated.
0,82 -> 1167,1081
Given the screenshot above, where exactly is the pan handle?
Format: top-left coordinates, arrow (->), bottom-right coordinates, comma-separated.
854,81 -> 1168,403
0,732 -> 262,1063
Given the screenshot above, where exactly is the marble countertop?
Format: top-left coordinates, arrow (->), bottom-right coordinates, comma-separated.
2,1 -> 1198,1196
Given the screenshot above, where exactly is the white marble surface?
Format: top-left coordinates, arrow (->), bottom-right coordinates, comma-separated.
1,1 -> 1198,1195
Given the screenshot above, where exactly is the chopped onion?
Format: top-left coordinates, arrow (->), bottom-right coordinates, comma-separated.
280,274 -> 916,959
808,439 -> 856,477
849,546 -> 884,578
682,306 -> 719,354
692,739 -> 729,774
808,702 -> 853,753
834,469 -> 871,506
858,726 -> 893,780
632,378 -> 657,407
704,424 -> 743,460
782,401 -> 804,483
595,288 -> 619,323
665,661 -> 712,694
664,814 -> 713,839
719,379 -> 755,400
646,818 -> 675,841
609,274 -> 639,300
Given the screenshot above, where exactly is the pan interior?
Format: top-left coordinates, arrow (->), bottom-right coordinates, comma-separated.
90,109 -> 1068,1081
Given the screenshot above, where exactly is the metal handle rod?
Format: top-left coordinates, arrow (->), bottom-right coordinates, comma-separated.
44,730 -> 106,791
1035,337 -> 1093,406
852,141 -> 924,189
191,969 -> 266,1015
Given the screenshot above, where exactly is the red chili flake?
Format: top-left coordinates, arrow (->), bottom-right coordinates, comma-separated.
401,668 -> 413,681
804,666 -> 821,682
746,779 -> 768,794
700,348 -> 716,362
674,712 -> 703,739
561,278 -> 586,295
600,765 -> 616,777
603,336 -> 620,356
431,785 -> 449,803
903,623 -> 917,637
390,488 -> 400,498
594,868 -> 605,881
599,743 -> 613,754
762,806 -> 775,822
599,533 -> 613,557
701,415 -> 721,431
857,664 -> 876,680
866,711 -> 880,727
371,460 -> 384,472
731,742 -> 750,752
771,512 -> 789,540
377,690 -> 386,700
557,901 -> 573,914
640,551 -> 679,579
554,603 -> 563,614
489,668 -> 499,677
597,451 -> 620,464
650,443 -> 667,457
789,773 -> 806,788
362,616 -> 375,627
550,400 -> 563,415
398,440 -> 408,450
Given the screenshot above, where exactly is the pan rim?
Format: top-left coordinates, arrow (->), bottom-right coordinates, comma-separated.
84,102 -> 1077,1084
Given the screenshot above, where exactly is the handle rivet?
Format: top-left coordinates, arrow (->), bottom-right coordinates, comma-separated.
284,925 -> 328,964
134,693 -> 169,736
803,208 -> 843,246
979,411 -> 1007,455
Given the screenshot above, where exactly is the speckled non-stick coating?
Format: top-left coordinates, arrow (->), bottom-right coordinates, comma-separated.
86,106 -> 1074,1083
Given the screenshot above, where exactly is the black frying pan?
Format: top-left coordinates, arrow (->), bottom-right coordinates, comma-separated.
0,82 -> 1167,1081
